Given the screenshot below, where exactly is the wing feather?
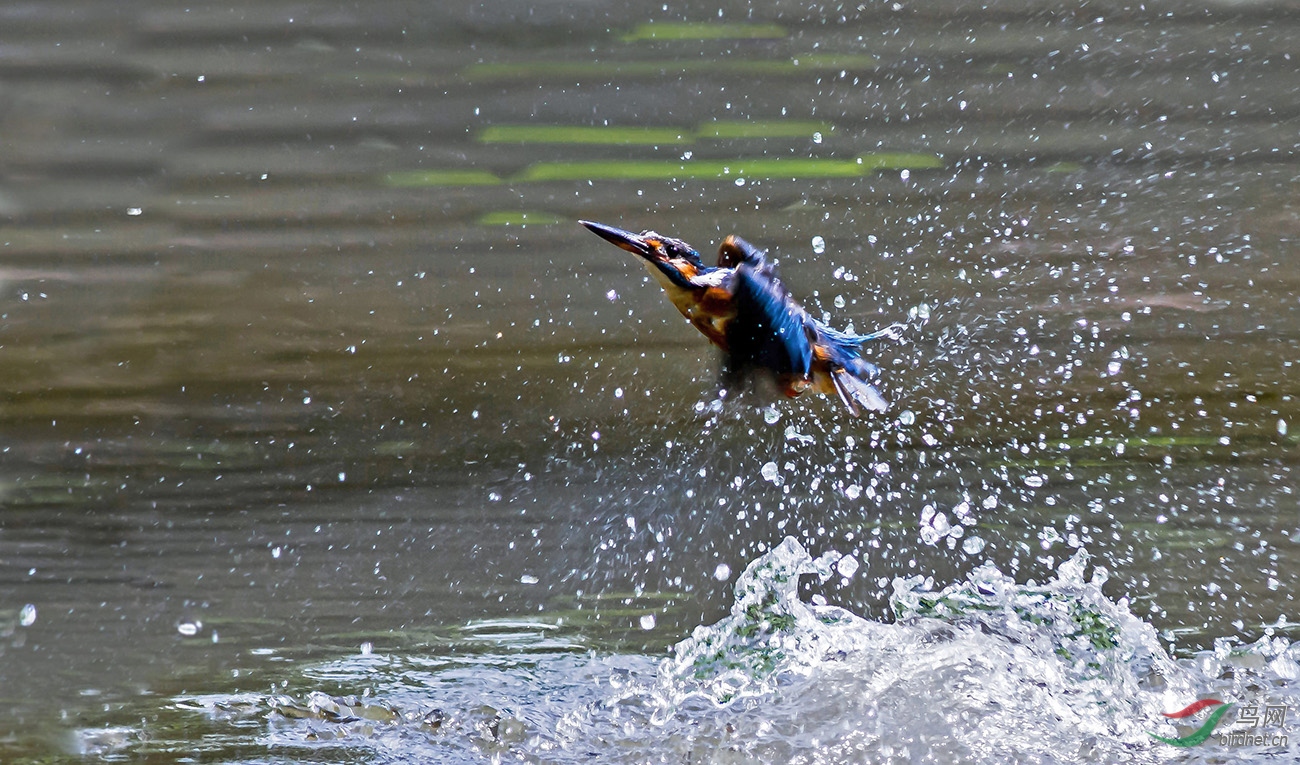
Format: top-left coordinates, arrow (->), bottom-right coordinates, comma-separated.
725,263 -> 811,380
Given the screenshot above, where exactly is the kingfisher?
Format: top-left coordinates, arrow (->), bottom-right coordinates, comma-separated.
580,220 -> 891,416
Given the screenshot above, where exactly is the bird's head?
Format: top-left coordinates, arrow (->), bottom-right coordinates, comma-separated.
579,220 -> 706,289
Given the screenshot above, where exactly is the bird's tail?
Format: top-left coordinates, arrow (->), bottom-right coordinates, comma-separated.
829,365 -> 888,415
818,321 -> 907,346
811,323 -> 890,416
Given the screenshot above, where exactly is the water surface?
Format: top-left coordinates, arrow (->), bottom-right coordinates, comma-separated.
0,0 -> 1297,761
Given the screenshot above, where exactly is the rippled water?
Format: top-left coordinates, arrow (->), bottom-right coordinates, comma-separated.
1,0 -> 1297,762
100,541 -> 1300,763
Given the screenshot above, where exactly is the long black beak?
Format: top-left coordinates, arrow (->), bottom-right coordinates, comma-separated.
579,220 -> 654,258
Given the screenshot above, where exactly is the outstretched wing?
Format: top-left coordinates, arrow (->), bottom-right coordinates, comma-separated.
724,263 -> 812,382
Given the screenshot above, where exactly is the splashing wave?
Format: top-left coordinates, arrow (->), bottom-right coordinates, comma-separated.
152,538 -> 1300,763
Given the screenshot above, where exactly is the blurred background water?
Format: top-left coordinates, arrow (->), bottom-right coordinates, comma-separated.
0,0 -> 1297,761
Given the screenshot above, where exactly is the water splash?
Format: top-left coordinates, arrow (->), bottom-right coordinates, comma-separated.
153,538 -> 1297,763
649,539 -> 1193,760
655,537 -> 868,710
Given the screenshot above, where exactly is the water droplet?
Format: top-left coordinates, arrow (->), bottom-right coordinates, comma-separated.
898,410 -> 916,426
19,604 -> 36,627
271,546 -> 282,559
763,406 -> 781,425
360,642 -> 374,656
1024,474 -> 1046,488
713,563 -> 732,581
812,131 -> 823,144
520,574 -> 539,585
126,207 -> 143,216
639,614 -> 657,630
962,536 -> 987,555
605,289 -> 619,301
835,554 -> 860,579
931,512 -> 951,536
1278,419 -> 1288,436
177,620 -> 202,637
811,235 -> 826,254
833,295 -> 846,308
760,461 -> 782,485
784,426 -> 815,446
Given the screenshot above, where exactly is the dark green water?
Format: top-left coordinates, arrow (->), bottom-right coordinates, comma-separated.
0,1 -> 1297,761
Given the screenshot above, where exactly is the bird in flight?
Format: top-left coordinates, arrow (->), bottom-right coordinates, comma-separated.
580,220 -> 892,416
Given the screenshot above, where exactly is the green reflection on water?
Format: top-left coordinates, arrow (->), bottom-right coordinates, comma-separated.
855,152 -> 945,170
621,22 -> 786,41
514,154 -> 942,182
477,211 -> 562,226
697,120 -> 835,139
515,158 -> 860,182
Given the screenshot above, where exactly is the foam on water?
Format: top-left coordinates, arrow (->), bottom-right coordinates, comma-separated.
647,539 -> 1200,762
155,539 -> 1298,764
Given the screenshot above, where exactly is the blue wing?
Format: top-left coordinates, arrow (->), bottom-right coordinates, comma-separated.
716,234 -> 889,414
723,263 -> 812,384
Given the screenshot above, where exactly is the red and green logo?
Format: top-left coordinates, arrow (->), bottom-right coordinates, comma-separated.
1149,699 -> 1234,747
